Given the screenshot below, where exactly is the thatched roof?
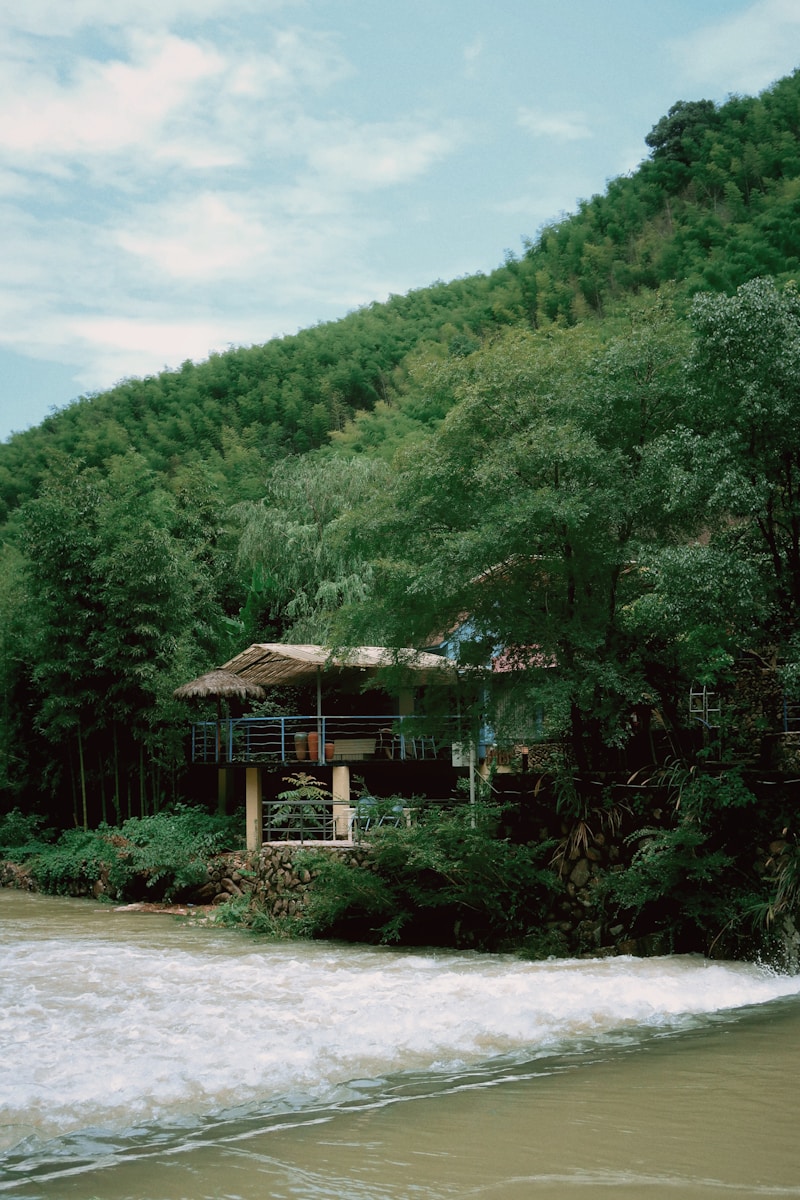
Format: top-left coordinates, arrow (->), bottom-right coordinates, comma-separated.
173,669 -> 266,702
218,643 -> 457,687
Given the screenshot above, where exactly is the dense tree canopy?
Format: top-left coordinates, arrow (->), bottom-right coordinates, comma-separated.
13,454 -> 233,825
330,297 -> 718,767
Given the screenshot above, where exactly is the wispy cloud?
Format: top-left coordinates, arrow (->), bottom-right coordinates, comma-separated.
0,0 -> 275,38
0,34 -> 228,165
517,107 -> 592,141
305,122 -> 460,189
672,0 -> 800,93
463,36 -> 483,76
0,28 -> 350,174
0,6 -> 460,392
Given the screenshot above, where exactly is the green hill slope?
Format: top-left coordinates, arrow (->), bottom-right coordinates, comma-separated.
3,70 -> 800,524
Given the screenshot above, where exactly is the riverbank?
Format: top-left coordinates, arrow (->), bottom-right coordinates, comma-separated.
3,777 -> 800,963
3,806 -> 799,967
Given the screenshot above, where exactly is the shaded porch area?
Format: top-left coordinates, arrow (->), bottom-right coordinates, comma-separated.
239,751 -> 468,851
175,642 -> 472,851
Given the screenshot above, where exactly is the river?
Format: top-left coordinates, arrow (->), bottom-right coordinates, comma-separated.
1,890 -> 800,1200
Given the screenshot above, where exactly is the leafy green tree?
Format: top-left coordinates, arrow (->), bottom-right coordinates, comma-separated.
0,543 -> 31,801
17,453 -> 228,826
688,278 -> 800,630
645,99 -> 719,166
21,458 -> 107,826
339,296 -> 703,767
235,454 -> 389,641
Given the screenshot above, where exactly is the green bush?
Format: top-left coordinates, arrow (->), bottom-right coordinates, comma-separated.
212,891 -> 303,938
0,807 -> 52,858
297,798 -> 560,951
17,805 -> 243,901
599,769 -> 767,955
106,805 -> 242,900
28,827 -> 115,896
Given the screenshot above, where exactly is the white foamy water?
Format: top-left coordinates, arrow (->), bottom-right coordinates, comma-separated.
2,894 -> 800,1158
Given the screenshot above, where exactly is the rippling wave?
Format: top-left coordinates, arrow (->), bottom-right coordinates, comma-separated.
2,891 -> 800,1192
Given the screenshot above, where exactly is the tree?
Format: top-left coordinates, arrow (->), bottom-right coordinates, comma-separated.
235,454 -> 389,642
338,296 -> 704,768
645,99 -> 719,165
21,458 -> 107,826
688,278 -> 800,631
18,452 -> 227,826
0,543 -> 31,801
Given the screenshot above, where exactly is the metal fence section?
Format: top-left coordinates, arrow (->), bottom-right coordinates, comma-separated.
262,800 -> 337,842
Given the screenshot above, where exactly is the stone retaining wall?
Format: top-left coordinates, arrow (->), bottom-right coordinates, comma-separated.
195,843 -> 371,916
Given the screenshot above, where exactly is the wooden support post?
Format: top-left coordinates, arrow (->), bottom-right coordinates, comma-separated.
217,767 -> 230,815
245,766 -> 262,852
331,763 -> 351,840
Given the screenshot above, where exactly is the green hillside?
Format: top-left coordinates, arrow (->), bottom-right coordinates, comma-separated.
4,68 -> 800,842
3,70 -> 800,523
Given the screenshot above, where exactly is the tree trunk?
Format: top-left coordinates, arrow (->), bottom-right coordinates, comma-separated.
77,723 -> 88,831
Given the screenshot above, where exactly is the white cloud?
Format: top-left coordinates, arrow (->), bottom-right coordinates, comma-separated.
463,36 -> 483,76
60,314 -> 270,389
115,193 -> 276,281
0,34 -> 227,163
517,107 -> 592,141
0,0 -> 280,39
110,187 -> 371,290
0,6 -> 470,408
306,122 -> 460,189
673,0 -> 800,94
0,27 -> 352,177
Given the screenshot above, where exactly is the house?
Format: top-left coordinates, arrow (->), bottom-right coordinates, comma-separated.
176,643 -> 469,850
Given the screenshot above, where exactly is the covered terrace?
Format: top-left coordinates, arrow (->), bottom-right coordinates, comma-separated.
176,643 -> 469,850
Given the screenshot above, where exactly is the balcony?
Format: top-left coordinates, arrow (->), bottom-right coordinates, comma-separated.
189,713 -> 467,766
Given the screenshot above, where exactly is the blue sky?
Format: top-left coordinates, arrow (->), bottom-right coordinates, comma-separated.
1,0 -> 799,442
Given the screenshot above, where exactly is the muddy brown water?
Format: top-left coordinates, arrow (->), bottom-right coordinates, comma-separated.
2,891 -> 799,1200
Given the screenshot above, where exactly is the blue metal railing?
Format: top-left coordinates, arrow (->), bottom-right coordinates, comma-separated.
189,714 -> 464,765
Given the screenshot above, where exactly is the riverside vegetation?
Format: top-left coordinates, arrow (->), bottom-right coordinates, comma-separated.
2,777 -> 799,967
4,73 -> 800,961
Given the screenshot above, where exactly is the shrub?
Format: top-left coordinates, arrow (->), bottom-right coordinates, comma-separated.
297,798 -> 560,951
28,827 -> 115,896
0,807 -> 52,858
106,806 -> 243,900
18,805 -> 243,901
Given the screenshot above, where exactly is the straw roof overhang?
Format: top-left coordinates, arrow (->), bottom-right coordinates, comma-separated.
173,669 -> 266,702
219,643 -> 458,687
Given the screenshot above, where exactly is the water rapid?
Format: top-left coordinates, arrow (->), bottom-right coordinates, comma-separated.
3,891 -> 800,1199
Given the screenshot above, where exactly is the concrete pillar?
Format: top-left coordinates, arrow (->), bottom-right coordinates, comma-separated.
245,766 -> 262,852
331,763 -> 351,840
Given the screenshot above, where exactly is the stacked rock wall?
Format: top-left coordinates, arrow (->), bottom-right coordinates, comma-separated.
197,843 -> 372,916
